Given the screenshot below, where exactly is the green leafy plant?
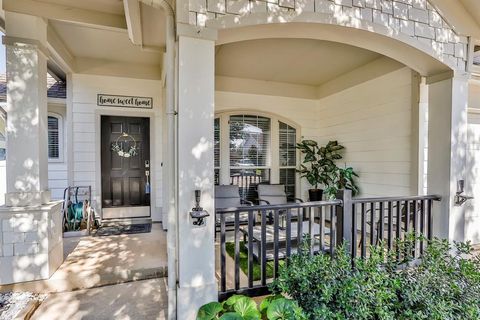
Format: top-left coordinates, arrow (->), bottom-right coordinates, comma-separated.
197,294 -> 307,320
326,166 -> 359,199
296,140 -> 328,189
296,140 -> 359,199
271,235 -> 480,320
395,236 -> 480,320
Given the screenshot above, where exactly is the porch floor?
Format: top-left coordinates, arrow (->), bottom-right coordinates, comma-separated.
0,222 -> 168,294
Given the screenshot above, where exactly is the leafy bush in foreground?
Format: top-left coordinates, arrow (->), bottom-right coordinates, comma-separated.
197,294 -> 306,320
271,235 -> 480,320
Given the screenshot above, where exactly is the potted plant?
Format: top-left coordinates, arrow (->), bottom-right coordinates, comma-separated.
296,140 -> 359,200
326,165 -> 359,199
296,140 -> 328,201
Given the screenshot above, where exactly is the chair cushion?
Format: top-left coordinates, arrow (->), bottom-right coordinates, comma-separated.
257,184 -> 287,205
215,185 -> 242,208
216,212 -> 250,224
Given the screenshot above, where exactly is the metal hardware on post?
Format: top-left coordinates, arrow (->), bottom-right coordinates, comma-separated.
336,190 -> 353,255
190,189 -> 209,226
454,179 -> 474,206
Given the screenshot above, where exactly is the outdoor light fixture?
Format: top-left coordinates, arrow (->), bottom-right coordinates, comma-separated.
190,189 -> 209,226
454,180 -> 474,206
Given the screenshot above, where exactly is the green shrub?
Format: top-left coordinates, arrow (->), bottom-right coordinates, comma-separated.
271,235 -> 480,320
197,294 -> 307,320
395,238 -> 480,319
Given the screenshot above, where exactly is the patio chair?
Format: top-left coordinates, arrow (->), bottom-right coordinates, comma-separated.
256,184 -> 303,223
240,184 -> 330,260
215,185 -> 254,230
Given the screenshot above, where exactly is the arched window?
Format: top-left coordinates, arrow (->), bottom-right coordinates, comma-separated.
48,114 -> 63,162
229,114 -> 271,200
215,113 -> 298,201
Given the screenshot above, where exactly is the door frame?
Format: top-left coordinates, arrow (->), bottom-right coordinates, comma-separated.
95,109 -> 157,220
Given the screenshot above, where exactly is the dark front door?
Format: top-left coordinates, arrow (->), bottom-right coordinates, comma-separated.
101,116 -> 150,218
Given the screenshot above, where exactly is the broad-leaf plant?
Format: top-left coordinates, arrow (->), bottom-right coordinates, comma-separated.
296,140 -> 359,199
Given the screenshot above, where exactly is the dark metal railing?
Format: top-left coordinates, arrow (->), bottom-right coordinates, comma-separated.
216,199 -> 341,299
349,194 -> 441,260
215,191 -> 441,300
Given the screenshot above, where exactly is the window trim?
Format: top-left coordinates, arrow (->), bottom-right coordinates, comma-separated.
47,113 -> 64,163
279,121 -> 298,198
215,110 -> 301,198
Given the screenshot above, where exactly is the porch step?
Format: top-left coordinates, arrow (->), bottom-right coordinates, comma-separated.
100,217 -> 152,226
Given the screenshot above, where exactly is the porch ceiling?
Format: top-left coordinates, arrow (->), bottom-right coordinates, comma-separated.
215,39 -> 384,87
36,0 -> 125,15
3,0 -> 166,77
50,20 -> 162,66
460,0 -> 480,25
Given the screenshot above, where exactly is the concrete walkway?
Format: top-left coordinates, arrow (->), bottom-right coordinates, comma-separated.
0,223 -> 169,319
0,223 -> 168,293
31,278 -> 168,320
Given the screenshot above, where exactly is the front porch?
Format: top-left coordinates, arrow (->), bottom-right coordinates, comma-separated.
0,223 -> 168,318
0,0 -> 479,318
215,192 -> 441,299
1,223 -> 167,294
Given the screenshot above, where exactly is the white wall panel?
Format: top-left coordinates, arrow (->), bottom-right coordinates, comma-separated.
71,74 -> 163,221
316,67 -> 415,197
215,67 -> 416,199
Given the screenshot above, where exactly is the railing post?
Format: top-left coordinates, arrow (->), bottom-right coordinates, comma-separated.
336,190 -> 353,254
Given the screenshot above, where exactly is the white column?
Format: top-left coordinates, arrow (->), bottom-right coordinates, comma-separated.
0,12 -> 63,286
427,73 -> 469,242
417,77 -> 429,195
176,35 -> 217,319
4,12 -> 50,207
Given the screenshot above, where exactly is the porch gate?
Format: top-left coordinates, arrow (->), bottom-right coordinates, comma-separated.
216,191 -> 441,300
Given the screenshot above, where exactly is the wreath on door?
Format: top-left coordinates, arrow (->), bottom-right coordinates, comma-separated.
111,132 -> 138,158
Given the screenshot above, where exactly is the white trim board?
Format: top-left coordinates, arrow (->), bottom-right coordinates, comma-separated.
102,206 -> 150,219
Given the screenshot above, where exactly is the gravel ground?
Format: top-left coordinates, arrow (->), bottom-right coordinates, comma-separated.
0,292 -> 47,320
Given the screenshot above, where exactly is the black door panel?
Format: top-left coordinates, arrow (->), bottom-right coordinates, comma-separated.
101,116 -> 150,208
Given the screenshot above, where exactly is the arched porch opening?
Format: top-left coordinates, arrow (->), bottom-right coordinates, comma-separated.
176,17 -> 468,317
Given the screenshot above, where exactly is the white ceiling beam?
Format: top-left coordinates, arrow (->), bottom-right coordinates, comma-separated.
3,0 -> 127,32
47,24 -> 76,73
123,0 -> 143,46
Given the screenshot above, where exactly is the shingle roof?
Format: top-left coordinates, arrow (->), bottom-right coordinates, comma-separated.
0,73 -> 67,102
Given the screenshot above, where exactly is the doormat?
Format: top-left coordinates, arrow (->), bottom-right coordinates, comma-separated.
94,223 -> 152,236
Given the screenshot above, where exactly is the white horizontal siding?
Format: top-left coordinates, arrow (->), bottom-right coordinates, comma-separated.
316,67 -> 415,198
466,112 -> 480,243
0,161 -> 5,206
215,91 -> 319,140
72,74 -> 163,221
215,68 -> 416,199
48,163 -> 68,200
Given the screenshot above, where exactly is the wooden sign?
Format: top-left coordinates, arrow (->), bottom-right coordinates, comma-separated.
97,94 -> 153,109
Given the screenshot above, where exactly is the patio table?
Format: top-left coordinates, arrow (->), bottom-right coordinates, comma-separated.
240,221 -> 331,261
